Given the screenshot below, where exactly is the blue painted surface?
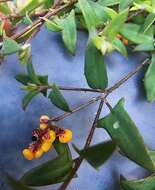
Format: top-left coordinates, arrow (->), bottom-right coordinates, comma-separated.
0,29 -> 155,190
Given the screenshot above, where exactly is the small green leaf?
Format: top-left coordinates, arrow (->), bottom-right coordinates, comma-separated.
119,0 -> 133,11
144,54 -> 155,102
7,176 -> 34,190
73,141 -> 116,169
84,39 -> 108,89
98,0 -> 120,6
120,23 -> 153,44
23,12 -> 33,25
19,0 -> 47,14
97,98 -> 155,171
27,57 -> 40,84
16,26 -> 38,43
43,17 -> 63,32
104,9 -> 128,42
49,84 -> 71,112
113,38 -> 127,57
140,13 -> 155,33
134,43 -> 154,52
1,38 -> 20,55
120,175 -> 155,190
20,140 -> 73,186
78,0 -> 100,31
18,44 -> 31,65
22,90 -> 39,110
62,10 -> 77,54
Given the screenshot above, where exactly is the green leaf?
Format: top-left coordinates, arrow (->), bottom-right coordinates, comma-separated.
84,40 -> 108,89
120,23 -> 154,44
140,13 -> 155,33
144,54 -> 155,102
120,175 -> 155,190
49,84 -> 71,112
0,3 -> 11,15
62,10 -> 77,54
18,44 -> 31,65
134,43 -> 154,52
113,38 -> 127,57
22,90 -> 39,110
20,140 -> 73,186
73,141 -> 116,169
16,25 -> 38,43
27,56 -> 40,85
7,176 -> 34,190
1,38 -> 20,55
104,9 -> 128,41
98,0 -> 120,6
43,17 -> 63,32
97,98 -> 155,171
78,0 -> 100,31
119,0 -> 133,11
19,0 -> 47,14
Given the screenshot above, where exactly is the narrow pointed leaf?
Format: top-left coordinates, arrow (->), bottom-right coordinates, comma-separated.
43,17 -> 63,32
78,0 -> 99,31
49,84 -> 71,112
62,10 -> 77,54
120,23 -> 153,44
120,175 -> 155,190
144,55 -> 155,102
104,9 -> 128,42
1,38 -> 20,55
20,141 -> 73,186
140,13 -> 155,34
98,0 -> 120,6
73,141 -> 116,169
97,98 -> 155,171
119,0 -> 133,11
7,176 -> 34,190
113,38 -> 127,57
22,91 -> 39,110
134,43 -> 154,52
27,57 -> 40,84
84,40 -> 108,89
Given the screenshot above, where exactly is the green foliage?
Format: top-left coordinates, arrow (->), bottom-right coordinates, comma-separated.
0,38 -> 20,55
97,98 -> 155,171
73,141 -> 116,169
104,9 -> 128,42
20,140 -> 73,186
84,39 -> 108,89
61,10 -> 77,54
120,175 -> 155,190
144,54 -> 155,102
49,84 -> 71,112
43,18 -> 63,32
7,176 -> 34,190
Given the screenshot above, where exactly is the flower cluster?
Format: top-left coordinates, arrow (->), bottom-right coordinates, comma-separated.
23,115 -> 72,160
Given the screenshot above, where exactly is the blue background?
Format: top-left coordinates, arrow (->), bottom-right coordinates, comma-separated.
0,29 -> 155,190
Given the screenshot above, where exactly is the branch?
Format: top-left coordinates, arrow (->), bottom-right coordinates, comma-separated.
11,1 -> 77,41
107,58 -> 149,94
50,94 -> 104,122
58,99 -> 105,190
49,58 -> 149,123
38,84 -> 103,93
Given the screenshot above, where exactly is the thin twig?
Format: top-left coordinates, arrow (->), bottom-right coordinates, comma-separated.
107,58 -> 149,94
50,94 -> 104,122
38,85 -> 103,93
11,1 -> 77,41
49,58 -> 149,123
127,9 -> 144,22
59,99 -> 105,190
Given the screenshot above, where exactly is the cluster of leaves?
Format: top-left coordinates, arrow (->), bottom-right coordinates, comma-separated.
1,0 -> 155,190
